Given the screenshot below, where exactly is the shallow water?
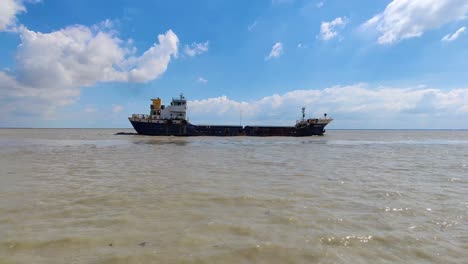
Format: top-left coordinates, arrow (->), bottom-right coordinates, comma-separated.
0,129 -> 467,263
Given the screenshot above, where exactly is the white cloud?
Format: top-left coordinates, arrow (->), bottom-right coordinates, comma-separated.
197,77 -> 208,84
0,0 -> 25,31
112,104 -> 124,113
272,0 -> 294,5
0,22 -> 179,118
183,41 -> 209,57
363,0 -> 468,44
320,17 -> 347,40
248,20 -> 258,32
188,84 -> 468,128
128,30 -> 179,82
441,26 -> 466,42
316,1 -> 325,8
265,42 -> 284,60
84,106 -> 97,113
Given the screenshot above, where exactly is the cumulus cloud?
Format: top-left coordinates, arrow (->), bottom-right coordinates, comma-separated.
441,26 -> 466,42
18,26 -> 178,84
265,42 -> 283,60
363,0 -> 468,44
183,41 -> 209,57
0,0 -> 25,31
319,17 -> 347,40
197,77 -> 208,84
0,23 -> 179,119
188,84 -> 468,128
127,30 -> 179,82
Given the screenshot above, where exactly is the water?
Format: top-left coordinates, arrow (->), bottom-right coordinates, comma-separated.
0,129 -> 467,263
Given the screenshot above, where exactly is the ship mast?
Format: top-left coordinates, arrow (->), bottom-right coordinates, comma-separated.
301,107 -> 306,121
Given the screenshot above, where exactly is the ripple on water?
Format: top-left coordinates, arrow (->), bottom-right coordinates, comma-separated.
320,234 -> 374,247
1,129 -> 468,263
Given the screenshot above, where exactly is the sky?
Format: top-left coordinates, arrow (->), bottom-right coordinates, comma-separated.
1,0 -> 468,129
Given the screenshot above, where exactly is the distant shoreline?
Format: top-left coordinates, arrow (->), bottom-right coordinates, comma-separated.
1,128 -> 468,131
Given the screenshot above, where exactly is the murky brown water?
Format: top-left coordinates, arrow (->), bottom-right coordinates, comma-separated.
0,129 -> 467,263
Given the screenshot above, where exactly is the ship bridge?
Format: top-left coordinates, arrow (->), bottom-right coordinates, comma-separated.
149,93 -> 187,120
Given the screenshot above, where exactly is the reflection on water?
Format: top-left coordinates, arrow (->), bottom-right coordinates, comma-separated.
0,129 -> 467,264
130,138 -> 190,146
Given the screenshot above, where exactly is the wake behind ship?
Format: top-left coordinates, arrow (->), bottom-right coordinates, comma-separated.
129,94 -> 332,136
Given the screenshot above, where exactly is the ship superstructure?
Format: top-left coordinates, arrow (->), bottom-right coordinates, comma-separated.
149,95 -> 187,121
129,94 -> 333,136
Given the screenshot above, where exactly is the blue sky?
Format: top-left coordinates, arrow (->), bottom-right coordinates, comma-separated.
1,0 -> 468,128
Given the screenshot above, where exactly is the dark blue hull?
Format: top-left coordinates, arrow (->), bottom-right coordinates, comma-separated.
243,124 -> 326,136
130,120 -> 326,136
130,120 -> 243,136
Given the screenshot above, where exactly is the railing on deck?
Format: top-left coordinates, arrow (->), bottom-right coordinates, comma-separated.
131,114 -> 150,119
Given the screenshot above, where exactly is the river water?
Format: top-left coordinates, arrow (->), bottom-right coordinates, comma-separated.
0,129 -> 467,263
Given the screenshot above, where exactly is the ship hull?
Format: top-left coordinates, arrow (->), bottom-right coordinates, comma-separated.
130,119 -> 327,137
244,125 -> 326,136
130,120 -> 243,136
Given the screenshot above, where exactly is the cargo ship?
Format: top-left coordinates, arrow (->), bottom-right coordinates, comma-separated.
129,94 -> 332,136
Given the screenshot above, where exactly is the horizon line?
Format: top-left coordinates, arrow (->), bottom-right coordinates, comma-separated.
1,127 -> 468,131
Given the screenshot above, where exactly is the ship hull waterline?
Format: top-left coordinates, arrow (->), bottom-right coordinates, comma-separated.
129,119 -> 328,137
